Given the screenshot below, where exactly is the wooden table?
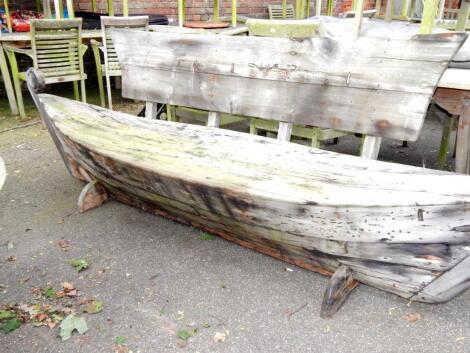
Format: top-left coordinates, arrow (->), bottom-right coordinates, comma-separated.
0,29 -> 102,116
435,68 -> 470,173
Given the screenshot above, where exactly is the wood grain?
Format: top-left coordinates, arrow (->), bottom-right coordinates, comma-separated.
36,94 -> 470,303
112,30 -> 466,141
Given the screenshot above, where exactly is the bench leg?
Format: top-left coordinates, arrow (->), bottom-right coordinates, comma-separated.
360,135 -> 382,160
5,50 -> 26,118
207,111 -> 221,128
455,101 -> 470,174
438,115 -> 456,170
145,102 -> 159,119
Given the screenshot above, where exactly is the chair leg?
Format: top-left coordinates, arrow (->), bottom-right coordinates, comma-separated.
80,79 -> 86,103
105,74 -> 113,110
5,50 -> 25,118
311,128 -> 321,148
91,45 -> 105,107
438,115 -> 456,170
73,81 -> 80,101
250,118 -> 258,135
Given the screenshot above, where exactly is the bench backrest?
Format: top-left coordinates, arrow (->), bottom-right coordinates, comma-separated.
112,30 -> 466,141
247,19 -> 322,38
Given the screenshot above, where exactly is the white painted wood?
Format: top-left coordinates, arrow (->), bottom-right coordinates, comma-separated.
145,102 -> 159,119
112,30 -> 466,142
361,136 -> 382,160
36,94 -> 470,303
277,122 -> 293,141
439,68 -> 470,90
352,0 -> 365,39
0,157 -> 5,190
53,0 -> 61,18
207,111 -> 221,128
315,0 -> 322,16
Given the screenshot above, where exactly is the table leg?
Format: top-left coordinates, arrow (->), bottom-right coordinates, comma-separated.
455,100 -> 470,174
438,114 -> 455,170
0,44 -> 19,116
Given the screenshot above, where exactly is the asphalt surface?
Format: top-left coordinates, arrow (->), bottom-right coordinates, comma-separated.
1,107 -> 470,353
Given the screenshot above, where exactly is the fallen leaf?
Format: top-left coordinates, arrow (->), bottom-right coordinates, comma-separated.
177,330 -> 191,341
456,336 -> 466,342
201,232 -> 215,240
214,331 -> 227,342
115,336 -> 126,345
7,256 -> 16,262
70,259 -> 89,272
38,313 -> 48,322
59,314 -> 88,341
7,242 -> 14,250
176,310 -> 184,320
403,313 -> 422,323
0,310 -> 16,321
1,318 -> 21,333
84,300 -> 103,314
43,287 -> 57,300
58,239 -> 69,249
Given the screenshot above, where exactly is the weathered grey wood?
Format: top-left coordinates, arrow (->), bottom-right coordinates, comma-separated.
112,30 -> 466,141
145,102 -> 159,119
320,265 -> 357,318
277,122 -> 293,141
34,93 -> 470,303
207,111 -> 221,128
0,157 -> 5,190
411,255 -> 470,303
361,136 -> 382,160
78,180 -> 109,213
455,100 -> 470,174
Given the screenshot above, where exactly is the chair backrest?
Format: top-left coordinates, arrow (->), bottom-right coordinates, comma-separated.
268,4 -> 295,19
30,19 -> 84,81
101,16 -> 149,76
247,19 -> 322,38
112,30 -> 466,142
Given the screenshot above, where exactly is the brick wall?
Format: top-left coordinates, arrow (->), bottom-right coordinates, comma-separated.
74,0 -> 368,21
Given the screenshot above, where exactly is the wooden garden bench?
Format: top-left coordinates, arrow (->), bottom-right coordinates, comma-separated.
112,30 -> 466,160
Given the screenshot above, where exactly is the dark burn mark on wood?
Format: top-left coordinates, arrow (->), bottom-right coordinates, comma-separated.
418,208 -> 424,221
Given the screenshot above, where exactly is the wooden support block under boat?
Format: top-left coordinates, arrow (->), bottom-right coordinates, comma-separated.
29,87 -> 470,307
78,180 -> 109,213
320,265 -> 358,318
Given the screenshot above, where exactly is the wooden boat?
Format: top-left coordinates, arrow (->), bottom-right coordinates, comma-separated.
27,30 -> 470,316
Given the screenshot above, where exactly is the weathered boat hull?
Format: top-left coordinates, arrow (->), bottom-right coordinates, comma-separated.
28,84 -> 470,307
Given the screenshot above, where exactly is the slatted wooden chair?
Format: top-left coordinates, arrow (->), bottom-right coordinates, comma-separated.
247,18 -> 351,148
268,4 -> 295,19
91,16 -> 149,109
3,19 -> 87,118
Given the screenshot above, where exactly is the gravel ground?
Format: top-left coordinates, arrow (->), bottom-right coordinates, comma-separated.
0,100 -> 469,353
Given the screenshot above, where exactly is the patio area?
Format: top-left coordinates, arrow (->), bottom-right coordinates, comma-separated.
2,0 -> 470,352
